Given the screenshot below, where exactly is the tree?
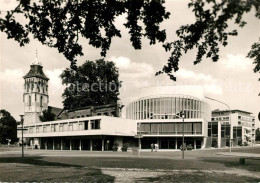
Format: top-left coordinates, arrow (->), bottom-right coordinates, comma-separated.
39,108 -> 56,122
0,109 -> 17,144
0,0 -> 259,83
256,128 -> 260,141
160,0 -> 260,81
60,59 -> 120,110
0,0 -> 169,70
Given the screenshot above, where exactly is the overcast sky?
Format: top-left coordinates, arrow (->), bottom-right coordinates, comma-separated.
0,0 -> 259,127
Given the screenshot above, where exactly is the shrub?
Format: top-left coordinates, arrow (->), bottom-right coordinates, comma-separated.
187,144 -> 193,150
243,141 -> 249,146
180,143 -> 186,151
112,143 -> 119,151
121,143 -> 129,152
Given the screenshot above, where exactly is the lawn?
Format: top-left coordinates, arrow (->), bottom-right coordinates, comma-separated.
0,146 -> 260,182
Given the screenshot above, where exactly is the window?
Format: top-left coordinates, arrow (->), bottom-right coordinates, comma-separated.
238,116 -> 241,119
40,96 -> 43,107
72,122 -> 78,131
59,124 -> 64,132
78,122 -> 83,130
84,120 -> 89,130
68,124 -> 72,131
29,127 -> 33,133
90,119 -> 100,129
29,95 -> 31,106
43,126 -> 47,132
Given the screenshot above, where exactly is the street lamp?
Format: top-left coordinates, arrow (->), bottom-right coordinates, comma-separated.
19,115 -> 25,157
180,111 -> 185,159
205,96 -> 232,153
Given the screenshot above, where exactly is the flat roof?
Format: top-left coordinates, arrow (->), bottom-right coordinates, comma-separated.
212,109 -> 252,114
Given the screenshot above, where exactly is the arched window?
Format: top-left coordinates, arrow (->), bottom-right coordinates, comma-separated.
29,95 -> 31,106
40,96 -> 43,107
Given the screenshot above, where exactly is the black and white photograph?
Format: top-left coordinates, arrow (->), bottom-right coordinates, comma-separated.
0,0 -> 260,182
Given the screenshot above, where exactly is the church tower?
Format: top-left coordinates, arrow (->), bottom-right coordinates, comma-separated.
23,56 -> 49,125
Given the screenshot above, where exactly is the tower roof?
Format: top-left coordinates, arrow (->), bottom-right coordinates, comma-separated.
23,64 -> 49,80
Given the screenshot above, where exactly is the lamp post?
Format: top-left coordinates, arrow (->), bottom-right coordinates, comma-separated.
205,97 -> 232,153
19,115 -> 25,157
180,111 -> 185,159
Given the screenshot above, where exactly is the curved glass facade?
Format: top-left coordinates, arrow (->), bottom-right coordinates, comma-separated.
126,95 -> 210,120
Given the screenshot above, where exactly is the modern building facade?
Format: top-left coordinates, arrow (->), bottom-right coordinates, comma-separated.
207,109 -> 256,148
125,86 -> 211,150
18,62 -> 136,150
18,62 -> 256,151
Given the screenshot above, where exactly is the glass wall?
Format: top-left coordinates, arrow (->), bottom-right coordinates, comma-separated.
126,95 -> 209,120
139,122 -> 202,135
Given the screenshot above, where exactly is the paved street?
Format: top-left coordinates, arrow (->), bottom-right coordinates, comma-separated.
0,146 -> 260,182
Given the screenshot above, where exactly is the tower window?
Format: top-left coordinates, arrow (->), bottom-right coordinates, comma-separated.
29,96 -> 31,106
27,83 -> 29,92
40,96 -> 43,107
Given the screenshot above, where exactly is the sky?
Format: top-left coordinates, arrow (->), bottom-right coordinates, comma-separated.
0,0 -> 259,127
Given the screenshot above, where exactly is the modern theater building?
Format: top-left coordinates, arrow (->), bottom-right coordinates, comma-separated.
17,62 -> 255,151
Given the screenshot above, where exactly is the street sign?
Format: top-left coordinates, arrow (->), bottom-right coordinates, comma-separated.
134,134 -> 143,138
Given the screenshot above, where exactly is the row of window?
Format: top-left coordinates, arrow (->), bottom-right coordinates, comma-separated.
27,120 -> 101,133
71,112 -> 113,119
138,122 -> 202,135
25,82 -> 48,93
211,116 -> 229,121
238,116 -> 255,122
26,95 -> 44,107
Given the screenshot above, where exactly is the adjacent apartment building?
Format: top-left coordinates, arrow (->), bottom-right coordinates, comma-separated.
207,109 -> 256,148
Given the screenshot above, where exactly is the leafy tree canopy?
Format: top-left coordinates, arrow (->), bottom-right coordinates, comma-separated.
0,0 -> 169,70
0,109 -> 17,144
160,0 -> 260,81
0,0 -> 259,82
39,108 -> 56,122
60,59 -> 121,110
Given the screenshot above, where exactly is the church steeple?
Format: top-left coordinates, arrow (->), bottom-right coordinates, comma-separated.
23,53 -> 49,124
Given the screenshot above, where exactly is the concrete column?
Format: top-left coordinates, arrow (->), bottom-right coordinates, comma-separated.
70,139 -> 72,151
175,138 -> 177,149
45,140 -> 47,150
218,122 -> 221,148
61,138 -> 63,150
38,138 -> 41,150
53,138 -> 55,150
90,139 -> 92,151
102,138 -> 104,151
138,138 -> 141,149
79,138 -> 82,151
194,138 -> 196,150
157,137 -> 159,149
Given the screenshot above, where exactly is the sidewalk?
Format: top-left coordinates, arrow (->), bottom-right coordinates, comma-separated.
217,152 -> 260,158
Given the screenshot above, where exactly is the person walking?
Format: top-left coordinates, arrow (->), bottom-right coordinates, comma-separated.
151,143 -> 154,152
154,143 -> 158,152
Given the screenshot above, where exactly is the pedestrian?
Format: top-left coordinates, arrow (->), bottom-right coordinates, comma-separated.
7,139 -> 11,148
151,143 -> 154,152
154,143 -> 158,152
